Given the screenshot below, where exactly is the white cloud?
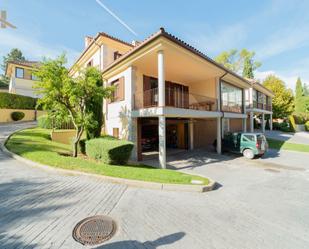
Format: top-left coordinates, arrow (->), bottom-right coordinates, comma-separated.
254,25 -> 309,60
0,30 -> 80,69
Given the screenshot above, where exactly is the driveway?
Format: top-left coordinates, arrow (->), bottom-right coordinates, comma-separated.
1,123 -> 309,249
264,130 -> 309,145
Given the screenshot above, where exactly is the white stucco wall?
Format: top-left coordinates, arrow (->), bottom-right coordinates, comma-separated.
105,67 -> 135,139
9,77 -> 40,98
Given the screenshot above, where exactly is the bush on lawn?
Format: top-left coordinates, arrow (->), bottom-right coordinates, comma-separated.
305,121 -> 309,131
38,114 -> 74,129
79,139 -> 86,154
11,111 -> 25,121
86,137 -> 134,165
0,92 -> 37,110
288,115 -> 296,132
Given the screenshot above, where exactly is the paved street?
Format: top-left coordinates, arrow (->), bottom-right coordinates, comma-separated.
1,123 -> 309,249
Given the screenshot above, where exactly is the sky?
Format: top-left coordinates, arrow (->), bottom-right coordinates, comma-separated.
1,0 -> 309,90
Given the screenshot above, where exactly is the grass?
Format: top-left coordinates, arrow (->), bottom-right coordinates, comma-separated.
6,128 -> 209,185
267,138 -> 309,153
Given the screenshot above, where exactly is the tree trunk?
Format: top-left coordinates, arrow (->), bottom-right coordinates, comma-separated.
72,127 -> 83,157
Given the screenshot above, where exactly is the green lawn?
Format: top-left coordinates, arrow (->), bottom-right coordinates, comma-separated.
267,138 -> 309,153
6,128 -> 209,185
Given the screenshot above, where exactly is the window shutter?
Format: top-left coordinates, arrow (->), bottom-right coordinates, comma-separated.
119,77 -> 125,101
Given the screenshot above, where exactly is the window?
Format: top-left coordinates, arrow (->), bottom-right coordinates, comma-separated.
15,67 -> 24,78
113,51 -> 122,61
221,81 -> 243,113
87,60 -> 93,67
242,134 -> 255,142
113,128 -> 119,138
110,77 -> 124,102
31,73 -> 37,81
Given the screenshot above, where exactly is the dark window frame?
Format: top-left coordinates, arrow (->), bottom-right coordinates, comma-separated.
220,80 -> 243,113
15,67 -> 24,79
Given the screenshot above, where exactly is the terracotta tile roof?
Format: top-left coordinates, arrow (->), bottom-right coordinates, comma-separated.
7,60 -> 41,68
69,32 -> 134,73
102,28 -> 251,86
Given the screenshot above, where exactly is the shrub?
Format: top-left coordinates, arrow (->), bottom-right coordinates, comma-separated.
11,111 -> 25,121
86,138 -> 134,165
38,115 -> 53,129
79,139 -> 86,154
37,114 -> 74,129
305,121 -> 309,131
0,92 -> 37,109
288,115 -> 296,132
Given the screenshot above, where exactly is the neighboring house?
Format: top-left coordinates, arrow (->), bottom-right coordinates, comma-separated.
5,60 -> 40,98
70,28 -> 274,168
245,79 -> 274,132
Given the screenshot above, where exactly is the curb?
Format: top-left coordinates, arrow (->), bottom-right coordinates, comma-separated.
0,128 -> 216,193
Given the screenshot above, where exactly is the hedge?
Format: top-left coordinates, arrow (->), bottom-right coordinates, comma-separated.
86,137 -> 134,165
288,115 -> 296,132
305,121 -> 309,131
37,115 -> 74,129
11,111 -> 25,121
0,92 -> 37,110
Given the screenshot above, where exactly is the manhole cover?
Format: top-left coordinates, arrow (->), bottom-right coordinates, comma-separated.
72,215 -> 117,246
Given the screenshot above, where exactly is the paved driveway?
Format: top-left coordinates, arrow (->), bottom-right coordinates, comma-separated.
264,130 -> 309,144
1,123 -> 309,249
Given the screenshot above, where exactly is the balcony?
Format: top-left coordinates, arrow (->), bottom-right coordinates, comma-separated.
134,87 -> 218,111
221,103 -> 243,113
246,101 -> 272,111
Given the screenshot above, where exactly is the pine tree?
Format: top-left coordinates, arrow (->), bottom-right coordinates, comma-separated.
295,77 -> 303,99
242,57 -> 254,79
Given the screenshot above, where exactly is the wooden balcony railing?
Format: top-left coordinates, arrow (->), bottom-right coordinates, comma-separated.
246,101 -> 272,111
134,87 -> 218,111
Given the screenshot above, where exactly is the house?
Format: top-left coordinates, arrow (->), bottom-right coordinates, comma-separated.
5,60 -> 40,98
70,28 -> 274,168
245,79 -> 274,132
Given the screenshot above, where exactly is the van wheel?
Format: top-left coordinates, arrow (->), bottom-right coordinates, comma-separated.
243,149 -> 254,159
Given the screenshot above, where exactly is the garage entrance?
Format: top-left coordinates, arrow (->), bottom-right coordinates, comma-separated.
139,118 -> 189,158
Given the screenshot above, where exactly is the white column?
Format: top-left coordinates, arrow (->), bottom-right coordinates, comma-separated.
250,112 -> 254,132
158,50 -> 165,107
242,88 -> 247,132
270,114 -> 273,130
217,117 -> 222,154
189,120 -> 194,150
262,113 -> 265,133
243,117 -> 247,132
158,116 -> 166,168
128,118 -> 138,161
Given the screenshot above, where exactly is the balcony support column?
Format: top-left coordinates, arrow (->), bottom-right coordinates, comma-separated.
216,117 -> 222,154
158,116 -> 166,168
158,50 -> 165,107
189,119 -> 194,150
250,112 -> 254,132
270,113 -> 273,131
262,113 -> 265,133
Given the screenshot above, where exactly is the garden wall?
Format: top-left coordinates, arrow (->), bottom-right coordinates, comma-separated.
51,129 -> 76,145
0,109 -> 46,123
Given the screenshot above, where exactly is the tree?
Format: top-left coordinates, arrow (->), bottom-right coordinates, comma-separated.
85,75 -> 103,139
295,77 -> 303,99
303,83 -> 309,96
242,57 -> 254,79
34,55 -> 113,157
215,48 -> 261,78
263,75 -> 294,118
1,48 -> 26,84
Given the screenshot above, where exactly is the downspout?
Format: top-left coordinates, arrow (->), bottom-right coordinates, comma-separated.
219,72 -> 228,138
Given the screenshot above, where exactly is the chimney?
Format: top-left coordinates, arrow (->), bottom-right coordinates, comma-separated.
131,40 -> 141,46
84,36 -> 93,48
